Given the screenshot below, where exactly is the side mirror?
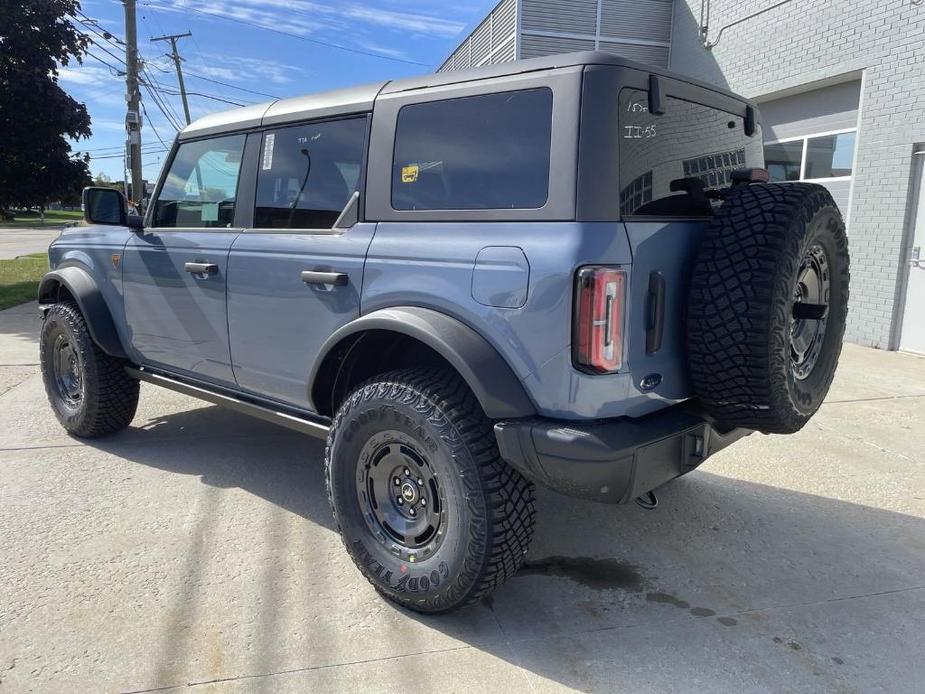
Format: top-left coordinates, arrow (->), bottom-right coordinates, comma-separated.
82,186 -> 129,226
127,213 -> 144,230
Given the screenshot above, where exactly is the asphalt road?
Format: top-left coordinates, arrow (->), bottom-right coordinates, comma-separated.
0,228 -> 62,260
1,300 -> 924,693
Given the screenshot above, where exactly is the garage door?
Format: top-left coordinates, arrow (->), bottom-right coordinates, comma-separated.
759,80 -> 861,216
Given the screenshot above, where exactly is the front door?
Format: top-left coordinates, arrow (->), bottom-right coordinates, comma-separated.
227,116 -> 372,409
122,134 -> 247,385
900,152 -> 925,354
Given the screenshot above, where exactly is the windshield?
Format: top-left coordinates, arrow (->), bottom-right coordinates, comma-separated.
619,89 -> 764,217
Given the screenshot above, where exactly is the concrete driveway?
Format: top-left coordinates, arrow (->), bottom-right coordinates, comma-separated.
0,228 -> 62,260
1,300 -> 924,693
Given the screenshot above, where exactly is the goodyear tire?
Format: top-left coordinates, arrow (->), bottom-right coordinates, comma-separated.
325,367 -> 535,613
40,302 -> 139,437
687,183 -> 849,434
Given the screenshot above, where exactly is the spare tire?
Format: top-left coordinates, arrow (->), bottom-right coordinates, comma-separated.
687,182 -> 849,434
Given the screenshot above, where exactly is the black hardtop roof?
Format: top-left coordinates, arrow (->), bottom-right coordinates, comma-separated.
179,51 -> 749,140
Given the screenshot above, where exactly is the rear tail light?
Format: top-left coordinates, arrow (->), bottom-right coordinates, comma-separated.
574,266 -> 626,373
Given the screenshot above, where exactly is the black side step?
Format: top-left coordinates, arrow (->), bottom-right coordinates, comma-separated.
125,367 -> 330,439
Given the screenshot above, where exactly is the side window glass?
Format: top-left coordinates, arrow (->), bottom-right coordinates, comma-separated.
255,116 -> 368,229
153,134 -> 246,228
392,88 -> 553,211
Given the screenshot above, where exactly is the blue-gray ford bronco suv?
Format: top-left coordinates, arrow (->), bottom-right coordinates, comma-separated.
39,53 -> 849,613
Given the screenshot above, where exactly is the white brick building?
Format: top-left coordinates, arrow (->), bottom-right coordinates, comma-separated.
441,0 -> 925,351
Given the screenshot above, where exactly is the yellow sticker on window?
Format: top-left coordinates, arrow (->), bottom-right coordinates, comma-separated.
401,164 -> 419,183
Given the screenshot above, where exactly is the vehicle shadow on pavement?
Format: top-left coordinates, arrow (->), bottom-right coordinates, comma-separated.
90,404 -> 337,532
81,404 -> 925,692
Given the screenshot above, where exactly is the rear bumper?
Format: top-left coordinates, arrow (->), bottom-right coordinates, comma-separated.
494,406 -> 750,504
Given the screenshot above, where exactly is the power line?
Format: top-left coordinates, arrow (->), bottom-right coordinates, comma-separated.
155,86 -> 248,107
83,49 -> 125,74
140,66 -> 186,127
79,34 -> 127,66
139,99 -> 172,149
147,2 -> 429,67
183,71 -> 279,100
140,81 -> 183,131
72,14 -> 126,49
89,149 -> 168,160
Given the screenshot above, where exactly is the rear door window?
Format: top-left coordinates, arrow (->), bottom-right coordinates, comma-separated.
153,134 -> 246,228
618,89 -> 764,217
392,88 -> 553,211
255,116 -> 368,230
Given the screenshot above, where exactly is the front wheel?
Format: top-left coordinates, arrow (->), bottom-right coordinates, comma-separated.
325,368 -> 535,613
40,302 -> 139,437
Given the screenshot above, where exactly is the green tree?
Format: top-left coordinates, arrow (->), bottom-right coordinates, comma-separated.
0,0 -> 93,213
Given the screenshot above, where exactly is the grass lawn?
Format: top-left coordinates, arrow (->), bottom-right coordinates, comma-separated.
0,253 -> 48,310
0,209 -> 82,228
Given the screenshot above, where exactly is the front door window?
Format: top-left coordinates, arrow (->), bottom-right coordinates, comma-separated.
152,134 -> 246,228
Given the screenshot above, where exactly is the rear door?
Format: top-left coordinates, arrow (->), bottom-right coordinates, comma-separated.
122,133 -> 246,385
226,115 -> 372,409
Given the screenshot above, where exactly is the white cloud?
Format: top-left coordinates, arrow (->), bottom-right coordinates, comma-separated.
183,54 -> 303,86
57,64 -> 120,85
149,0 -> 464,44
343,7 -> 464,38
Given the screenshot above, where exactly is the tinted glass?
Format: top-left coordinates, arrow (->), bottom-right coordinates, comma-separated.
804,132 -> 855,179
392,88 -> 552,211
255,116 -> 367,229
765,141 -> 803,182
85,188 -> 123,225
153,134 -> 245,228
619,89 -> 764,217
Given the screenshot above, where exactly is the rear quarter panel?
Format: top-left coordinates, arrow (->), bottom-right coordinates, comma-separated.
363,221 -> 697,420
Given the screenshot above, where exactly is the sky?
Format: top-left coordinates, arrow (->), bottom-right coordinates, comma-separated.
61,0 -> 495,182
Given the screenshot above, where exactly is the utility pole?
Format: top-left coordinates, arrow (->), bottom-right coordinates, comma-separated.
123,0 -> 144,209
151,32 -> 193,125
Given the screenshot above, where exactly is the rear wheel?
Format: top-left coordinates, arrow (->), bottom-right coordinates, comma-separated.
40,303 -> 139,437
325,367 -> 535,613
687,183 -> 850,434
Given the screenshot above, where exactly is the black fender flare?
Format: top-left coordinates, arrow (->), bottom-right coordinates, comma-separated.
309,307 -> 536,420
38,267 -> 128,359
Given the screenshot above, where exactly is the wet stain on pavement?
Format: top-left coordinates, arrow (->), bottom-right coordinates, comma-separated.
832,656 -> 845,665
645,592 -> 690,609
717,616 -> 738,627
690,607 -> 716,617
788,642 -> 802,651
517,556 -> 645,592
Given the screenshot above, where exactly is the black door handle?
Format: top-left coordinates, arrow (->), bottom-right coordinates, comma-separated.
185,262 -> 218,275
301,271 -> 348,286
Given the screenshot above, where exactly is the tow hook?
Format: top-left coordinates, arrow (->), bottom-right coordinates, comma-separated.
635,491 -> 658,511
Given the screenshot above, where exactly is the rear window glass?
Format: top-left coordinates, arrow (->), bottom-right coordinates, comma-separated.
255,116 -> 367,230
392,88 -> 553,211
619,89 -> 764,217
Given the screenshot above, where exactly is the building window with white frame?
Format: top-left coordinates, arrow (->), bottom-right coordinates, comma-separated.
764,130 -> 856,183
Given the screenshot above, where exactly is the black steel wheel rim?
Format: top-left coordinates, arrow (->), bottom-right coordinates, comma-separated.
356,430 -> 447,561
52,332 -> 82,408
790,243 -> 830,381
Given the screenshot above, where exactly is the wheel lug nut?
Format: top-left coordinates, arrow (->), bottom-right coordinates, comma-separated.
420,498 -> 426,507
409,508 -> 416,516
403,468 -> 410,476
417,478 -> 424,486
393,477 -> 400,486
397,497 -> 404,505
